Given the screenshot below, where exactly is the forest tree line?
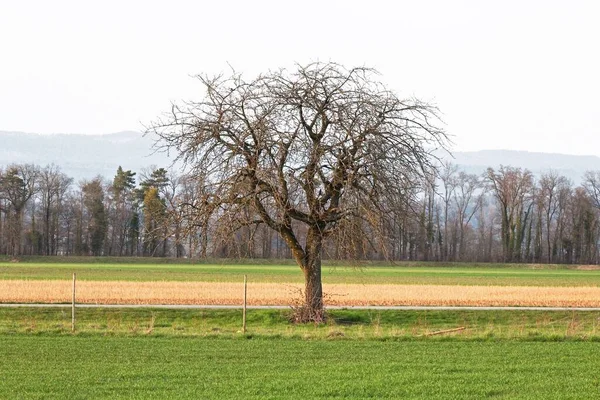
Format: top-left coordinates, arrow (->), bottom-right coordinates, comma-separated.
1,162 -> 600,264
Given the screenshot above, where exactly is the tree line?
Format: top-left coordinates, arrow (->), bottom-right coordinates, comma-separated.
0,162 -> 599,264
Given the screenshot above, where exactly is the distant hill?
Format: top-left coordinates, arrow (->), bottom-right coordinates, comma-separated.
1,131 -> 599,184
0,131 -> 173,181
446,150 -> 600,184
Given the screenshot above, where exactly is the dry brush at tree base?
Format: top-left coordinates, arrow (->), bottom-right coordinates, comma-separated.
4,280 -> 600,307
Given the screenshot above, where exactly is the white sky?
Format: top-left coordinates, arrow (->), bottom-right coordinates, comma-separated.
1,0 -> 599,155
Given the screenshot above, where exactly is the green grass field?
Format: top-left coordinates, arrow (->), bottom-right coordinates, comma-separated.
3,258 -> 600,398
2,307 -> 600,340
2,335 -> 599,399
2,257 -> 600,286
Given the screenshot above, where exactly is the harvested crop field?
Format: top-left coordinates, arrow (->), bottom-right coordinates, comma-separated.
4,280 -> 600,307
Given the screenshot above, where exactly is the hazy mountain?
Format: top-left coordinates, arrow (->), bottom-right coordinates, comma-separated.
445,150 -> 600,184
1,131 -> 600,184
0,130 -> 173,181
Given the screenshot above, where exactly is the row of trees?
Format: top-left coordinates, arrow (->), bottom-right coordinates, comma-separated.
0,164 -> 165,258
423,165 -> 600,265
1,162 -> 600,264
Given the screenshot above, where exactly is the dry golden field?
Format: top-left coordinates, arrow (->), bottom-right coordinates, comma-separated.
3,280 -> 600,307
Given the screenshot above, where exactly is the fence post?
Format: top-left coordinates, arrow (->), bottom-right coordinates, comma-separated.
71,273 -> 76,332
242,275 -> 247,334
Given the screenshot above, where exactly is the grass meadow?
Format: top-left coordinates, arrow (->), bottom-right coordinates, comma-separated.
2,335 -> 600,399
2,307 -> 600,340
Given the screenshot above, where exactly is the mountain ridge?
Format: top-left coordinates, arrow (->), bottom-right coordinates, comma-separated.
447,149 -> 600,183
0,130 -> 171,181
1,131 -> 599,183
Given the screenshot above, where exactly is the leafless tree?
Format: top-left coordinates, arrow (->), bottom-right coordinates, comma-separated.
452,171 -> 485,260
486,166 -> 534,262
568,186 -> 600,264
538,171 -> 570,262
583,171 -> 600,209
0,164 -> 39,256
148,62 -> 446,321
38,164 -> 72,255
437,162 -> 458,260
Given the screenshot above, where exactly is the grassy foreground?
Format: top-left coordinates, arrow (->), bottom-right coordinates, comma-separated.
2,336 -> 599,399
2,307 -> 600,340
2,258 -> 600,286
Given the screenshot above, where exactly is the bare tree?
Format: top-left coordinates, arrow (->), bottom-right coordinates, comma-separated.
38,164 -> 72,255
437,162 -> 458,260
452,171 -> 484,260
0,164 -> 39,256
583,171 -> 600,209
148,62 -> 446,321
554,180 -> 573,263
486,166 -> 534,262
538,171 -> 569,262
419,171 -> 438,261
569,187 -> 599,264
177,172 -> 214,258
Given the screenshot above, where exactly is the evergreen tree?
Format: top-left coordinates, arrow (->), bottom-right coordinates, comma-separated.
142,187 -> 166,256
111,166 -> 136,255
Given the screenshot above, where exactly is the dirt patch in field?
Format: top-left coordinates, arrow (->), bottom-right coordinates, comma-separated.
3,280 -> 600,307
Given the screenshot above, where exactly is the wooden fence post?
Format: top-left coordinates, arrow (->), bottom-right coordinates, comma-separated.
242,275 -> 247,334
71,273 -> 76,332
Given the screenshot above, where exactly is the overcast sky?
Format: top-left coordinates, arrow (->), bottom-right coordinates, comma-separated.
1,0 -> 599,156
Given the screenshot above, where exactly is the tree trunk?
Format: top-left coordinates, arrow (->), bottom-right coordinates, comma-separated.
303,257 -> 324,321
11,209 -> 23,257
295,227 -> 325,323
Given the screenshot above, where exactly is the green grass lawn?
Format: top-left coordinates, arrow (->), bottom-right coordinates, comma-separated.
2,257 -> 600,286
1,335 -> 599,399
2,307 -> 600,340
